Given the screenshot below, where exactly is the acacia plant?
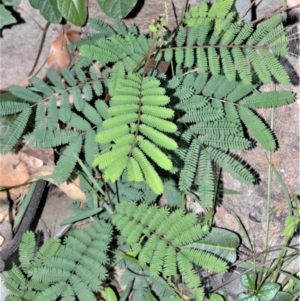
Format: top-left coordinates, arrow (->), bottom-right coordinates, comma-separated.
0,0 -> 297,300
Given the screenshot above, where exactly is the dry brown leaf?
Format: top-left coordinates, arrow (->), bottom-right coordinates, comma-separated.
0,153 -> 29,199
28,165 -> 86,202
47,34 -> 70,73
20,146 -> 55,168
0,146 -> 85,202
0,153 -> 30,187
0,147 -> 55,200
65,29 -> 82,43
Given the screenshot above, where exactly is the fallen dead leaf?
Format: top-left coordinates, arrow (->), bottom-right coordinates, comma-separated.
0,147 -> 55,200
47,34 -> 70,73
0,153 -> 30,188
65,29 -> 82,43
28,165 -> 86,202
20,146 -> 55,168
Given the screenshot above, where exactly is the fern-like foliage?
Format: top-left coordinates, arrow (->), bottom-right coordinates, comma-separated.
159,1 -> 290,85
0,1 -> 297,300
112,202 -> 237,301
0,66 -> 104,184
79,22 -> 153,73
93,63 -> 177,194
172,72 -> 294,207
4,220 -> 112,301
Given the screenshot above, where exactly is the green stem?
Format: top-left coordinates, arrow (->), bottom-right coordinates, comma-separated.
268,238 -> 289,282
258,106 -> 275,288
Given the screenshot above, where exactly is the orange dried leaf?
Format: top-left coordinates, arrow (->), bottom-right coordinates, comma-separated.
0,153 -> 29,187
47,34 -> 70,73
65,29 -> 82,43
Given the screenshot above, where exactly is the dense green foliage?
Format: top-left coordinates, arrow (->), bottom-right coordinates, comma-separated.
0,0 -> 297,300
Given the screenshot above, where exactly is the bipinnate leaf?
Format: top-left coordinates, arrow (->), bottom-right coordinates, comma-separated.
238,106 -> 276,151
240,91 -> 295,108
0,108 -> 31,154
97,0 -> 138,19
57,0 -> 87,26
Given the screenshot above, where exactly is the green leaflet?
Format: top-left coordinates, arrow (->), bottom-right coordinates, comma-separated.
30,77 -> 54,96
47,95 -> 59,131
198,150 -> 215,209
206,147 -> 255,184
104,156 -> 128,182
70,86 -> 84,111
132,148 -> 164,194
82,102 -> 102,125
108,104 -> 139,115
240,91 -> 295,108
140,114 -> 177,133
141,95 -> 170,106
139,124 -> 177,150
34,102 -> 46,141
84,129 -> 99,166
0,101 -> 30,116
59,92 -> 72,123
0,108 -> 31,154
95,124 -> 129,143
68,112 -> 91,131
93,145 -> 131,169
88,18 -> 115,36
238,106 -> 276,151
102,113 -> 138,128
23,129 -> 80,148
52,136 -> 83,184
141,105 -> 174,119
10,85 -> 42,103
47,69 -> 65,91
127,157 -> 144,182
138,137 -> 173,171
179,139 -> 199,192
61,68 -> 77,87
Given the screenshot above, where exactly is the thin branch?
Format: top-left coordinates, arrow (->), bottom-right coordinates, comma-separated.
251,4 -> 300,25
240,0 -> 260,20
28,22 -> 51,77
